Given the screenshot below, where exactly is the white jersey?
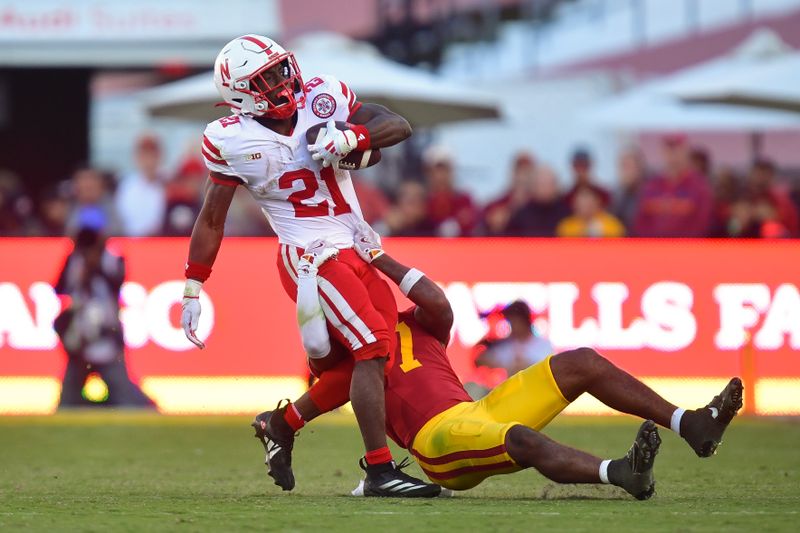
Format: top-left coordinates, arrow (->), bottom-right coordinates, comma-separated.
201,74 -> 365,248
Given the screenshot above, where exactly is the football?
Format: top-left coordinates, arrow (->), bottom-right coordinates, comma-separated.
305,121 -> 382,170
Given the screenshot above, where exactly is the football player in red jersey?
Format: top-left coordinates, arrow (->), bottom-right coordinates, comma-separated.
272,222 -> 743,499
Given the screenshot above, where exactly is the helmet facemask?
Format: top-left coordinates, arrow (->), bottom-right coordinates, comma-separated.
233,52 -> 304,119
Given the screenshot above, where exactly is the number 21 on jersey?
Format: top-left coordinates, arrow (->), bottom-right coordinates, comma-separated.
396,322 -> 423,373
278,166 -> 352,218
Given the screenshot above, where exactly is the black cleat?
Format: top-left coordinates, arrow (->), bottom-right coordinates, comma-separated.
251,401 -> 296,491
360,457 -> 442,498
608,420 -> 661,500
681,377 -> 744,457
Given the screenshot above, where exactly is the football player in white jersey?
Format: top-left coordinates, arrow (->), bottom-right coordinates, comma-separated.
180,34 -> 440,497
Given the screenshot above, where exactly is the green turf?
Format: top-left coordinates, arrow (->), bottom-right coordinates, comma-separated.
0,413 -> 798,532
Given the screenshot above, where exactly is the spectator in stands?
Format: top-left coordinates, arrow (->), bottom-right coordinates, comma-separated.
475,300 -> 553,377
376,180 -> 435,236
114,135 -> 167,237
352,173 -> 390,226
557,185 -> 625,238
0,169 -> 35,236
67,166 -> 120,236
612,146 -> 646,231
745,158 -> 798,237
633,134 -> 713,237
224,187 -> 276,236
53,208 -> 154,408
506,164 -> 569,236
709,166 -> 742,237
723,195 -> 790,239
422,145 -> 479,237
163,156 -> 205,236
33,183 -> 71,237
690,146 -> 712,179
564,147 -> 610,208
482,152 -> 536,236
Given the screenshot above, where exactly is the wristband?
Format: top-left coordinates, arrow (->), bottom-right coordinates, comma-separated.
399,268 -> 425,296
348,124 -> 371,151
184,279 -> 203,298
185,261 -> 212,282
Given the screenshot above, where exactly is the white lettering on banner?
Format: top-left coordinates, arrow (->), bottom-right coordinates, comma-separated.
120,281 -> 214,351
547,282 -> 599,348
714,284 -> 770,349
640,282 -> 696,351
592,283 -> 647,349
444,281 -> 696,351
3,279 -> 800,353
120,282 -> 149,348
753,284 -> 800,350
0,281 -> 213,351
0,282 -> 59,349
471,282 -> 549,316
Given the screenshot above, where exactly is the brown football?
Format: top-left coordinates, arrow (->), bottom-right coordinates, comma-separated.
305,121 -> 382,170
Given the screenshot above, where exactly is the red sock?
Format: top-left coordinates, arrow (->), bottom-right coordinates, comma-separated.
283,403 -> 305,432
365,446 -> 393,465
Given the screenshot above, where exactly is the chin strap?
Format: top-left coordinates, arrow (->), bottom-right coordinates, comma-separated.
215,101 -> 241,110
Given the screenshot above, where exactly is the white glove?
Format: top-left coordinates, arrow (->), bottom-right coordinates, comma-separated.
297,238 -> 339,278
307,120 -> 357,168
353,221 -> 384,264
181,279 -> 205,349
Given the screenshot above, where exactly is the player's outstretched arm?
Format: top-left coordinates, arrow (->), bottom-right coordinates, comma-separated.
181,175 -> 237,349
353,222 -> 453,345
348,103 -> 412,149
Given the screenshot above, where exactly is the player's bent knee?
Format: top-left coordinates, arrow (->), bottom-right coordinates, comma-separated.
505,425 -> 547,468
552,347 -> 603,375
303,338 -> 331,360
307,342 -> 349,376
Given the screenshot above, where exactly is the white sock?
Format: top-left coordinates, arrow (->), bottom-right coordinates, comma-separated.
670,408 -> 686,436
599,459 -> 611,484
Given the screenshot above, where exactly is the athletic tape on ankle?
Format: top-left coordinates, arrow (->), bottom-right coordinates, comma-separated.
399,268 -> 424,296
599,459 -> 611,484
670,408 -> 685,435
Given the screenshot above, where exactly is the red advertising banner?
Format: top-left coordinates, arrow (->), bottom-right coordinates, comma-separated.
0,237 -> 798,414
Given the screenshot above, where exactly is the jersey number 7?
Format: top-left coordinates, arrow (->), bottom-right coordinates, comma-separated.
278,167 -> 352,218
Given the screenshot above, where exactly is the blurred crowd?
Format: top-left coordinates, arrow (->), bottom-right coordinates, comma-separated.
0,135 -> 270,239
1,132 -> 799,239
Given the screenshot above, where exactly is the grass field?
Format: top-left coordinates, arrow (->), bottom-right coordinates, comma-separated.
1,413 -> 798,532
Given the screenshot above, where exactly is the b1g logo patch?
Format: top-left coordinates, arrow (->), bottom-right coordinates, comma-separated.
312,93 -> 336,118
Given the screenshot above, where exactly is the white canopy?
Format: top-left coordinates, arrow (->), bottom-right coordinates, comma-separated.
674,52 -> 800,114
139,33 -> 500,127
583,29 -> 800,131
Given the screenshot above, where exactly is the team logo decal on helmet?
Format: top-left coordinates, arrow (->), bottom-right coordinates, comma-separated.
311,94 -> 336,119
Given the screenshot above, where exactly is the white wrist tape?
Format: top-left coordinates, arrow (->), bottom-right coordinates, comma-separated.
399,268 -> 425,296
184,279 -> 203,298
